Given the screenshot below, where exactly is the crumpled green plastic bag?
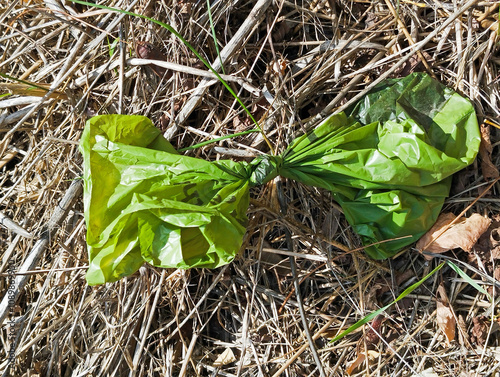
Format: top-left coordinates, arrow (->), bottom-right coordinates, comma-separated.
81,73 -> 480,285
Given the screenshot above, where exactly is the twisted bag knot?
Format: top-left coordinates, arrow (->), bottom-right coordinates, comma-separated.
249,154 -> 283,186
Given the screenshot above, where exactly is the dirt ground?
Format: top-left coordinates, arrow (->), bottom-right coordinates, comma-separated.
1,0 -> 500,376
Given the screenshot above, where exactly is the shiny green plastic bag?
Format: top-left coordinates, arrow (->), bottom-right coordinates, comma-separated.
280,74 -> 480,258
81,115 -> 251,284
81,73 -> 480,285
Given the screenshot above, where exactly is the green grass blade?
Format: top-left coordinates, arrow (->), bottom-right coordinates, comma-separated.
107,36 -> 119,57
0,72 -> 50,92
206,0 -> 225,75
68,0 -> 272,151
178,129 -> 260,152
330,262 -> 445,343
446,260 -> 491,300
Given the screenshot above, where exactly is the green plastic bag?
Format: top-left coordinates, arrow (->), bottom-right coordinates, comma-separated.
81,73 -> 480,285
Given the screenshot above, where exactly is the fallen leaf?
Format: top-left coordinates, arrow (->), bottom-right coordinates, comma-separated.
159,113 -> 170,132
365,283 -> 384,311
232,114 -> 254,133
322,207 -> 341,241
365,270 -> 415,311
347,315 -> 384,375
491,228 -> 500,245
273,20 -> 291,41
135,41 -> 171,79
361,315 -> 384,349
400,50 -> 433,76
495,266 -> 500,281
213,348 -> 236,367
457,314 -> 469,347
346,350 -> 379,375
471,316 -> 489,347
479,124 -> 499,180
417,213 -> 491,258
471,316 -> 500,347
233,98 -> 268,133
346,353 -> 365,375
436,283 -> 456,345
490,228 -> 500,259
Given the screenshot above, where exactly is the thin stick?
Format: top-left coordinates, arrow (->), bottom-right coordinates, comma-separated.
321,38 -> 398,116
0,31 -> 88,154
127,58 -> 251,85
0,0 -> 140,153
0,211 -> 33,238
164,265 -> 229,342
178,330 -> 199,377
0,266 -> 87,277
383,0 -> 434,76
118,23 -> 125,114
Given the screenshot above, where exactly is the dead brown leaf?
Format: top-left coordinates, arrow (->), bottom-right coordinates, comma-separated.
495,266 -> 500,282
471,316 -> 500,347
365,270 -> 415,311
479,124 -> 499,180
322,207 -> 341,245
436,283 -> 456,345
347,315 -> 384,375
416,213 -> 491,257
399,51 -> 433,77
471,316 -> 489,346
457,314 -> 469,347
360,315 -> 384,350
213,348 -> 236,367
233,98 -> 268,133
135,41 -> 171,79
346,350 -> 379,375
346,353 -> 366,375
490,228 -> 500,260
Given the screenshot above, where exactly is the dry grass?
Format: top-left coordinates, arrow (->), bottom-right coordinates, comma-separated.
1,0 -> 500,376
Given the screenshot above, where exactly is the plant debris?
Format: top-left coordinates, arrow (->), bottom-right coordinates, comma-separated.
479,124 -> 500,180
436,283 -> 456,346
417,213 -> 492,257
1,0 -> 500,376
135,41 -> 171,78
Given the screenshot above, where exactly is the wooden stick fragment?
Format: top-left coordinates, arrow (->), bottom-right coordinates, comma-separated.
0,211 -> 33,239
128,58 -> 251,85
